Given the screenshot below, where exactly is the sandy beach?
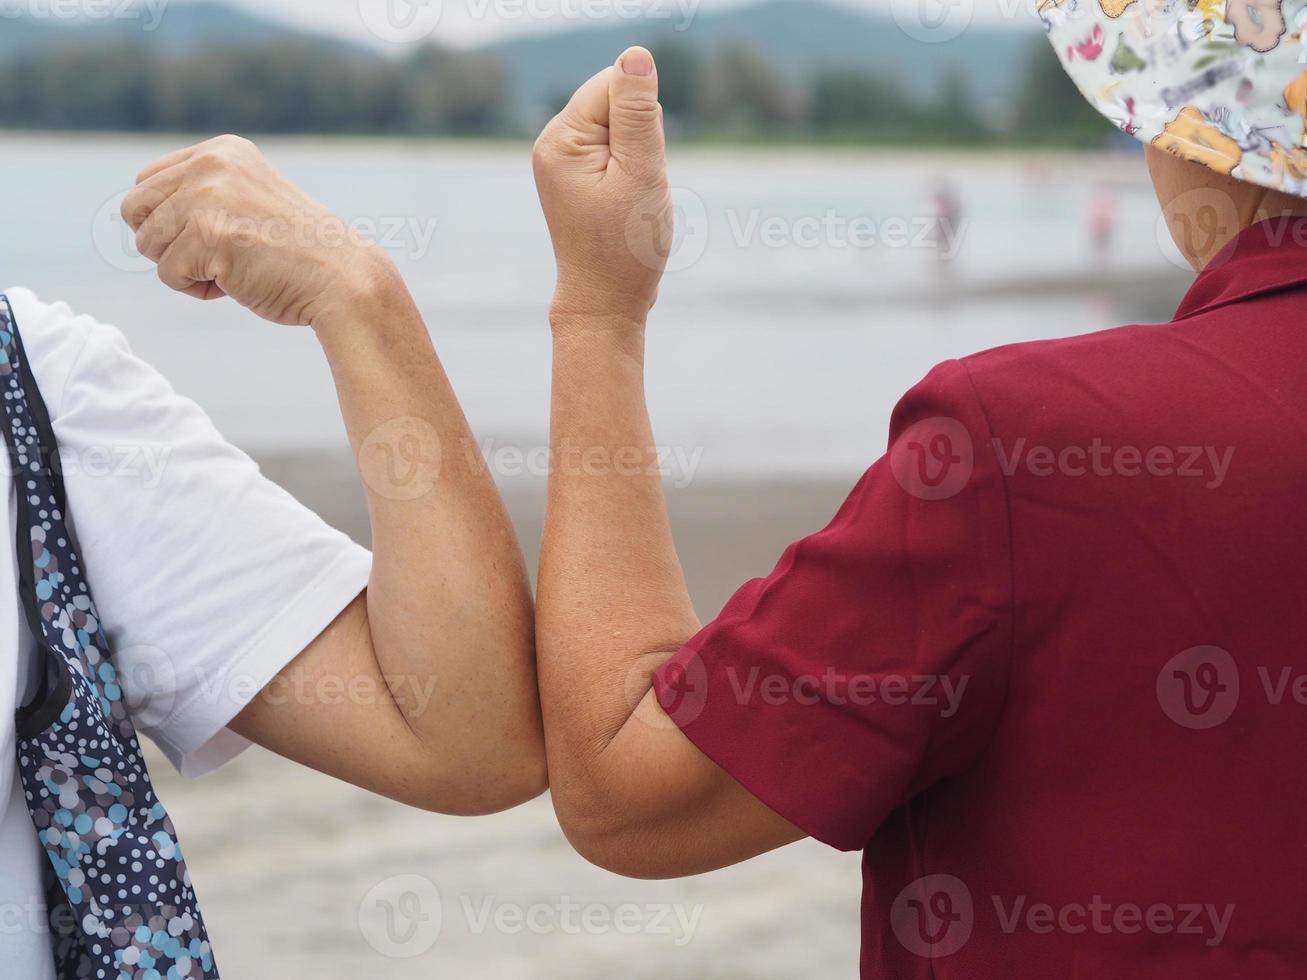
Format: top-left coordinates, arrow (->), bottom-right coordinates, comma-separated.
146,458 -> 866,980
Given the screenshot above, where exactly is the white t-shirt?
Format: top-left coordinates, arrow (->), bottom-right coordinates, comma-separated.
0,288 -> 373,976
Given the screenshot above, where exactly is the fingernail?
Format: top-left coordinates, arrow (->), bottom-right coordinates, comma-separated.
620,47 -> 655,77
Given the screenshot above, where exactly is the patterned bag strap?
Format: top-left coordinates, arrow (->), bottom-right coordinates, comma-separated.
2,295 -> 75,737
2,295 -> 219,979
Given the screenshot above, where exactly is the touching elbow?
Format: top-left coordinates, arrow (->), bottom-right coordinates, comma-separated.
400,715 -> 549,816
431,737 -> 549,817
552,795 -> 681,880
486,746 -> 550,813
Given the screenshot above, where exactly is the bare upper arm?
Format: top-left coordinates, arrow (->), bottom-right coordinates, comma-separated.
556,687 -> 807,879
230,592 -> 546,816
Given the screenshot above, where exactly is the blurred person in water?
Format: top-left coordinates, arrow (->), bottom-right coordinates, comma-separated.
528,12 -> 1307,977
1088,183 -> 1118,264
3,136 -> 546,977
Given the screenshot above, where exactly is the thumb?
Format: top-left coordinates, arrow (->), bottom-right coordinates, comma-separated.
608,47 -> 665,177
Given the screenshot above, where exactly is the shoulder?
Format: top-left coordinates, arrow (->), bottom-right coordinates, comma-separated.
2,287 -> 131,419
948,320 -> 1174,429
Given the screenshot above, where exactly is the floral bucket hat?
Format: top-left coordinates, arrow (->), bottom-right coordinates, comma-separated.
1042,0 -> 1307,194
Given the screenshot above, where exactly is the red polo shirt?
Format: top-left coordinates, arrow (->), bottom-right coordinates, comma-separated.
655,218 -> 1307,977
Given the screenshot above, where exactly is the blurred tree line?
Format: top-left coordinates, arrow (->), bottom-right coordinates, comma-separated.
0,42 -> 506,134
0,35 -> 1112,145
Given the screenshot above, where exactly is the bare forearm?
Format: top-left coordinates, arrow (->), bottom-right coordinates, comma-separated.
312,257 -> 538,754
538,318 -> 701,813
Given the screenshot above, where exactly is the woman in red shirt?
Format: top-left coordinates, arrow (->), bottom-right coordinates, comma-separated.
530,20 -> 1307,979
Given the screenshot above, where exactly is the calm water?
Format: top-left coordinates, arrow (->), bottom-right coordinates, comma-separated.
2,134 -> 1190,480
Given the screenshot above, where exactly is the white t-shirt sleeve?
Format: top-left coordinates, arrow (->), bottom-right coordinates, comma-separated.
8,288 -> 372,778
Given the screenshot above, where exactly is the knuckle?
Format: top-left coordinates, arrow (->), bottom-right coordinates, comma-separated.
213,133 -> 253,151
119,193 -> 138,228
158,265 -> 187,292
532,131 -> 559,168
191,149 -> 227,176
615,96 -> 662,119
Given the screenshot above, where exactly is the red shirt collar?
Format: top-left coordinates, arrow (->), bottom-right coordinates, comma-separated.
1174,216 -> 1307,321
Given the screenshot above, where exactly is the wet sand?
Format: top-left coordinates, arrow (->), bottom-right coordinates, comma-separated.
146,459 -> 866,980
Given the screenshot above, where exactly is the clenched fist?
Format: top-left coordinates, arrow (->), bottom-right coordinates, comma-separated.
122,135 -> 395,328
533,47 -> 672,330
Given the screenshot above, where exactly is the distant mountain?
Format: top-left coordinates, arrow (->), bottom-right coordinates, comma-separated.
0,0 -> 1042,130
483,0 -> 1039,119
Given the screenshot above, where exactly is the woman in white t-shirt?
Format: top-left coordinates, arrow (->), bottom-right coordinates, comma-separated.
3,136 -> 545,978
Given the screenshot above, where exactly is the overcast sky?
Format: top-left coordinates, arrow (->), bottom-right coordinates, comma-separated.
185,0 -> 1033,48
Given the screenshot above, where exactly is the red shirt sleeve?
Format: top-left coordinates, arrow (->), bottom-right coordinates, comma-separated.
653,359 -> 1013,852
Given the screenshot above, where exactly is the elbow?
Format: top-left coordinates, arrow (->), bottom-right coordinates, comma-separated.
440,756 -> 549,817
401,692 -> 549,816
552,794 -> 683,881
414,731 -> 549,817
481,733 -> 551,813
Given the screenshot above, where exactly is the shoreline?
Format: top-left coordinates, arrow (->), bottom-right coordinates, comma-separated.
0,126 -> 1146,162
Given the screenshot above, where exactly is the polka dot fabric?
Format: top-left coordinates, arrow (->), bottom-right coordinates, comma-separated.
3,296 -> 219,979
